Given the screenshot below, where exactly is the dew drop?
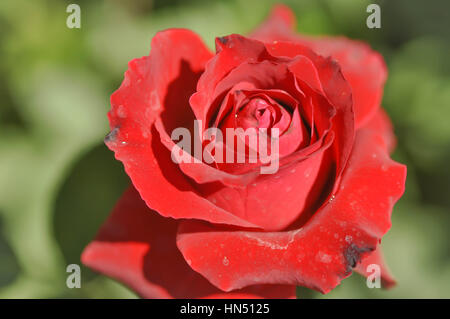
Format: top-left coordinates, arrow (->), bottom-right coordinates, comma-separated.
222,256 -> 229,266
304,167 -> 312,178
117,105 -> 127,118
150,91 -> 161,110
317,251 -> 332,264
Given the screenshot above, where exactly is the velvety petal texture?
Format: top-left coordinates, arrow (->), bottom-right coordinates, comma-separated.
176,110 -> 406,293
82,187 -> 296,299
105,29 -> 261,229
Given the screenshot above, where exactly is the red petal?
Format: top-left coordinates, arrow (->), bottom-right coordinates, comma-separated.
82,187 -> 296,299
196,149 -> 327,231
265,41 -> 355,191
300,36 -> 387,129
190,34 -> 274,130
105,29 -> 260,228
249,4 -> 296,40
364,107 -> 397,153
176,110 -> 406,293
251,5 -> 387,128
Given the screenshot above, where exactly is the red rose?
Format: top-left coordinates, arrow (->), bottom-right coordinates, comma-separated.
82,5 -> 406,298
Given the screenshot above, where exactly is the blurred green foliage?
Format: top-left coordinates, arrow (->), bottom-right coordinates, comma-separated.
0,0 -> 449,298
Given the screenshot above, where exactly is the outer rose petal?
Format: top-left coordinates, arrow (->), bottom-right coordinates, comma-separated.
176,109 -> 406,293
355,245 -> 396,289
251,5 -> 387,128
249,4 -> 297,38
296,36 -> 387,130
81,187 -> 296,299
364,107 -> 397,154
106,29 -> 259,228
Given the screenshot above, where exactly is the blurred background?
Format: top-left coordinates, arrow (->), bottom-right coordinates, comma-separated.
0,0 -> 449,298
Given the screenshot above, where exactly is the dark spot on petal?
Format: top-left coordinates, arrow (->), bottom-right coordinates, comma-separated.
104,127 -> 119,144
217,36 -> 228,45
344,243 -> 374,273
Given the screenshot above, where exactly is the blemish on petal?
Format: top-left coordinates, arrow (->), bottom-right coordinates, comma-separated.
217,36 -> 228,45
345,235 -> 353,243
344,243 -> 373,272
104,127 -> 119,144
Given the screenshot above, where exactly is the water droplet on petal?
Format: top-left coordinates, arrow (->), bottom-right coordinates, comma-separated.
117,105 -> 127,118
304,168 -> 312,178
150,91 -> 161,111
317,251 -> 332,263
122,75 -> 130,87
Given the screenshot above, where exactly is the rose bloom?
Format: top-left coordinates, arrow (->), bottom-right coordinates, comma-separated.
82,5 -> 406,298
